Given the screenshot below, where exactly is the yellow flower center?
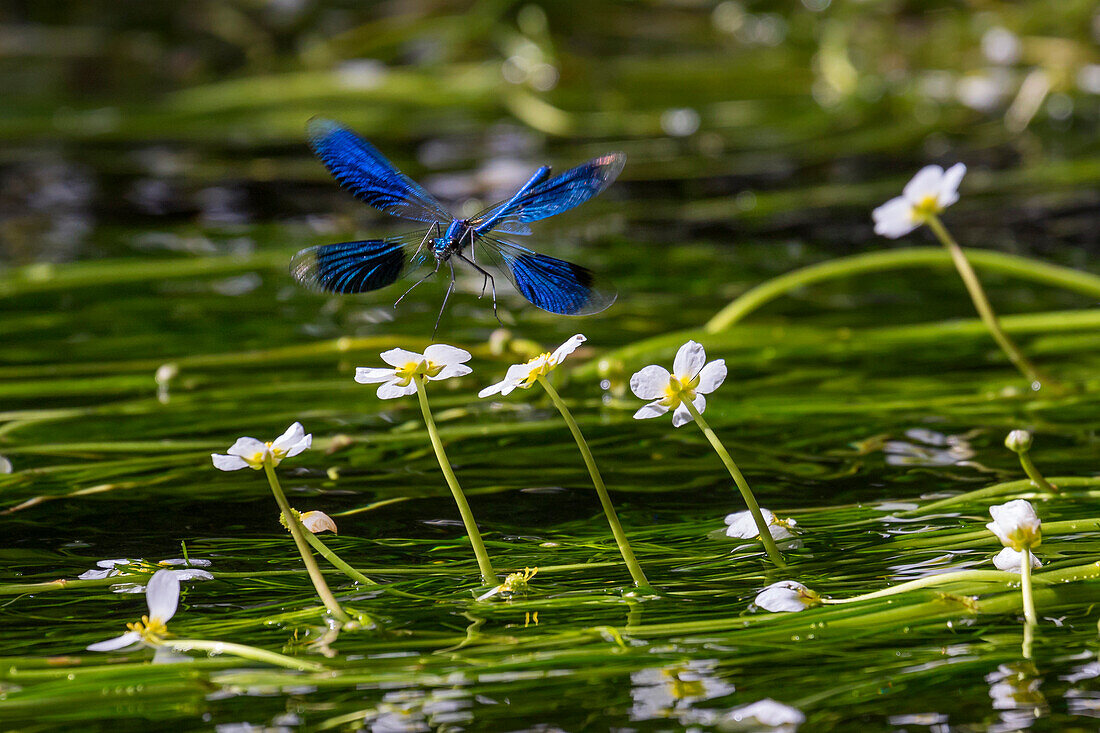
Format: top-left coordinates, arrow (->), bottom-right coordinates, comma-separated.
661,373 -> 700,409
393,359 -> 442,386
126,614 -> 168,640
911,194 -> 942,221
519,352 -> 554,388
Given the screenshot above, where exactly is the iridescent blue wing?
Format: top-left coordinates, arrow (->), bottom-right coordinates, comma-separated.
469,152 -> 625,236
308,118 -> 452,224
291,229 -> 433,295
478,236 -> 616,316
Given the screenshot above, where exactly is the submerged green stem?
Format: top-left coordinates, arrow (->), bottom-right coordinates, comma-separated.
159,637 -> 325,672
681,400 -> 784,566
300,529 -> 376,585
926,215 -> 1053,390
262,457 -> 351,623
412,374 -> 498,585
1021,547 -> 1038,626
536,376 -> 652,591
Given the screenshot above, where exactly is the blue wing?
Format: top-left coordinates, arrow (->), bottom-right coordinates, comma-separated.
479,236 -> 616,316
291,230 -> 432,295
469,152 -> 625,236
308,118 -> 452,224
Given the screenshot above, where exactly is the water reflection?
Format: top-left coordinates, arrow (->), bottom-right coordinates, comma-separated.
986,661 -> 1047,731
630,659 -> 735,725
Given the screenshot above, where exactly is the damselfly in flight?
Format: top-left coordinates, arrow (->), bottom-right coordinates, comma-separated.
291,119 -> 622,331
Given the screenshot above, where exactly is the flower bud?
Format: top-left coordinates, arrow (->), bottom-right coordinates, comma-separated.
1005,429 -> 1033,454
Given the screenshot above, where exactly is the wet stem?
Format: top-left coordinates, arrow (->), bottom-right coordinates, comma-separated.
160,637 -> 327,672
262,456 -> 351,624
1017,450 -> 1058,494
1020,547 -> 1038,626
925,215 -> 1055,391
413,374 -> 498,586
681,399 -> 785,567
300,530 -> 376,585
536,375 -> 653,591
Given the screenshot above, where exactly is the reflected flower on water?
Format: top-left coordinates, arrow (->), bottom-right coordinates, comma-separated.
993,547 -> 1041,574
883,427 -> 975,467
872,163 -> 966,239
87,569 -> 179,652
478,334 -> 585,398
725,508 -> 797,541
987,499 -> 1041,552
723,698 -> 805,731
356,344 -> 472,399
630,340 -> 727,427
754,581 -> 821,613
630,659 -> 735,725
211,422 -> 312,471
987,662 -> 1047,729
79,558 -> 213,591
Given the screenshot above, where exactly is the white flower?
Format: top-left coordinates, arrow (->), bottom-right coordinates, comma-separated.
872,163 -> 966,238
723,699 -> 805,731
629,341 -> 727,428
724,508 -> 797,541
300,510 -> 337,534
993,547 -> 1042,574
478,335 -> 585,398
754,581 -> 820,613
355,344 -> 472,399
211,422 -> 311,471
87,569 -> 180,652
78,558 -> 213,584
986,499 -> 1042,551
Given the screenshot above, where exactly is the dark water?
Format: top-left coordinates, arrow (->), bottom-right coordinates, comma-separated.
2,3 -> 1100,731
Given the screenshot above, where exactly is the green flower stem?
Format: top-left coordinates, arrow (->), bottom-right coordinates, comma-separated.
412,374 -> 498,585
681,400 -> 784,567
1017,451 -> 1057,494
535,375 -> 652,591
300,530 -> 376,585
1021,547 -> 1038,626
822,569 -> 1026,604
926,215 -> 1053,390
158,637 -> 326,672
262,457 -> 351,623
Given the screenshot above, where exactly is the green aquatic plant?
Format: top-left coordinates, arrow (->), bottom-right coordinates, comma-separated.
986,499 -> 1042,626
212,423 -> 352,624
873,164 -> 1053,390
479,334 -> 652,590
356,344 -> 498,585
630,340 -> 784,566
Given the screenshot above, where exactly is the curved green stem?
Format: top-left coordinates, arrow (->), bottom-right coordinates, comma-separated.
1017,452 -> 1057,494
681,400 -> 784,567
159,637 -> 326,672
300,529 -> 376,585
821,569 -> 1022,604
1020,547 -> 1038,626
925,216 -> 1054,390
706,246 -> 1100,333
412,374 -> 498,585
536,376 -> 652,590
262,458 -> 351,623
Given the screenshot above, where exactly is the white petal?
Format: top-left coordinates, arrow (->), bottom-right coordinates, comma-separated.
377,379 -> 417,400
992,547 -> 1041,573
902,165 -> 945,202
212,453 -> 249,471
671,403 -> 693,428
98,559 -> 133,568
300,510 -> 337,534
79,569 -> 113,580
630,365 -> 671,399
159,558 -> 212,567
225,437 -> 265,458
696,359 -> 727,394
172,569 -> 215,581
872,197 -> 919,239
755,581 -> 813,613
380,348 -> 423,367
633,402 -> 669,420
725,509 -> 777,539
936,162 -> 966,209
550,334 -> 586,365
724,699 -> 805,727
431,363 -> 472,381
87,631 -> 142,652
271,422 -> 304,453
282,433 -> 311,458
145,569 -> 180,624
478,380 -> 507,399
673,340 -> 706,379
988,499 -> 1041,550
355,367 -> 396,384
423,343 -> 471,366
